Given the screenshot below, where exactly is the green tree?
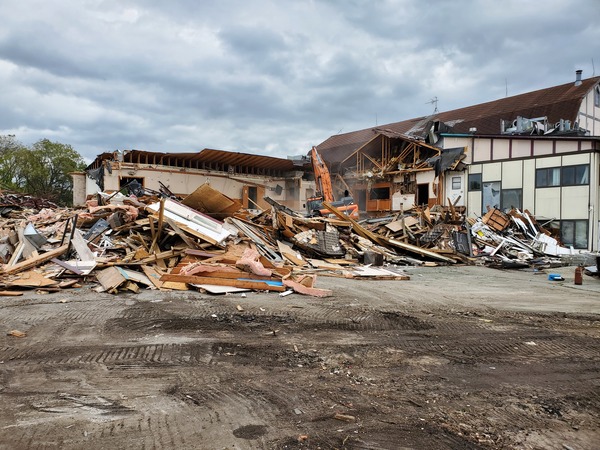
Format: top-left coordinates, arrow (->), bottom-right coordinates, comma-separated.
16,139 -> 86,205
0,135 -> 28,190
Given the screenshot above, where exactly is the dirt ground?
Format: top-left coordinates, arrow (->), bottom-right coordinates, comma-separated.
0,264 -> 599,450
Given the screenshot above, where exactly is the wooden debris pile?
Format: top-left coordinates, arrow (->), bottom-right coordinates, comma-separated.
467,207 -> 592,269
1,184 -> 410,299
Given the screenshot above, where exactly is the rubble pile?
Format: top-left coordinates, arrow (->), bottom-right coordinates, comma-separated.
467,207 -> 595,269
0,186 -> 595,297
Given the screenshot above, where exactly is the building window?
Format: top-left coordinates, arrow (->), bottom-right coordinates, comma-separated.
468,173 -> 482,191
482,181 -> 500,210
501,188 -> 522,210
561,164 -> 589,186
561,220 -> 588,249
452,177 -> 461,190
535,167 -> 560,187
370,186 -> 390,200
595,86 -> 600,108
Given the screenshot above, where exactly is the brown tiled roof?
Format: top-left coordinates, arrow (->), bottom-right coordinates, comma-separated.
317,76 -> 600,163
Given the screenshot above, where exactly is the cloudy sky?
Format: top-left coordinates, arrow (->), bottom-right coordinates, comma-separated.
1,0 -> 599,162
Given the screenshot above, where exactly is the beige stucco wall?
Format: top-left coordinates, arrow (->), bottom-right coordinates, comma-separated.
85,162 -> 310,213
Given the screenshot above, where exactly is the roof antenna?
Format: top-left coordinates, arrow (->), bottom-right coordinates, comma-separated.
592,58 -> 596,77
426,96 -> 438,114
375,113 -> 378,126
505,78 -> 508,97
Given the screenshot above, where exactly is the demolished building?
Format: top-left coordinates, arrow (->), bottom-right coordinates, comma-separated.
72,148 -> 314,213
316,71 -> 600,251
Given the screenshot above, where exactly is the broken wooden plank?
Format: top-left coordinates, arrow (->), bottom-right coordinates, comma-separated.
160,274 -> 286,292
0,290 -> 24,296
308,259 -> 345,270
2,244 -> 69,275
388,238 -> 457,263
161,281 -> 189,290
7,241 -> 25,267
182,183 -> 242,216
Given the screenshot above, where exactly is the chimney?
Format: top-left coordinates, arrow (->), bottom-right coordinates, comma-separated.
575,69 -> 582,86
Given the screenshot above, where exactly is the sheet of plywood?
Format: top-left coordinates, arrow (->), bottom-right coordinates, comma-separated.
277,241 -> 306,266
308,259 -> 344,270
9,271 -> 58,288
96,266 -> 126,291
182,183 -> 242,216
141,265 -> 165,289
119,268 -> 155,288
385,217 -> 419,232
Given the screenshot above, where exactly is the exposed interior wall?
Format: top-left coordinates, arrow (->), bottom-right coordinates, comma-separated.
86,176 -> 101,199
415,171 -> 436,206
87,162 -> 303,213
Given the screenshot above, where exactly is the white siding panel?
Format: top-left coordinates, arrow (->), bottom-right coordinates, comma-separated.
535,188 -> 561,218
561,186 -> 589,219
562,153 -> 590,165
555,141 -> 579,154
482,162 -> 502,181
533,140 -> 553,156
523,159 -> 536,210
468,191 -> 482,217
501,160 -> 523,189
469,164 -> 482,174
493,140 -> 510,160
473,140 -> 491,162
512,140 -> 530,158
536,156 -> 561,169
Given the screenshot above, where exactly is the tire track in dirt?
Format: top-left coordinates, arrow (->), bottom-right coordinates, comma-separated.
0,342 -> 218,367
1,298 -> 124,324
